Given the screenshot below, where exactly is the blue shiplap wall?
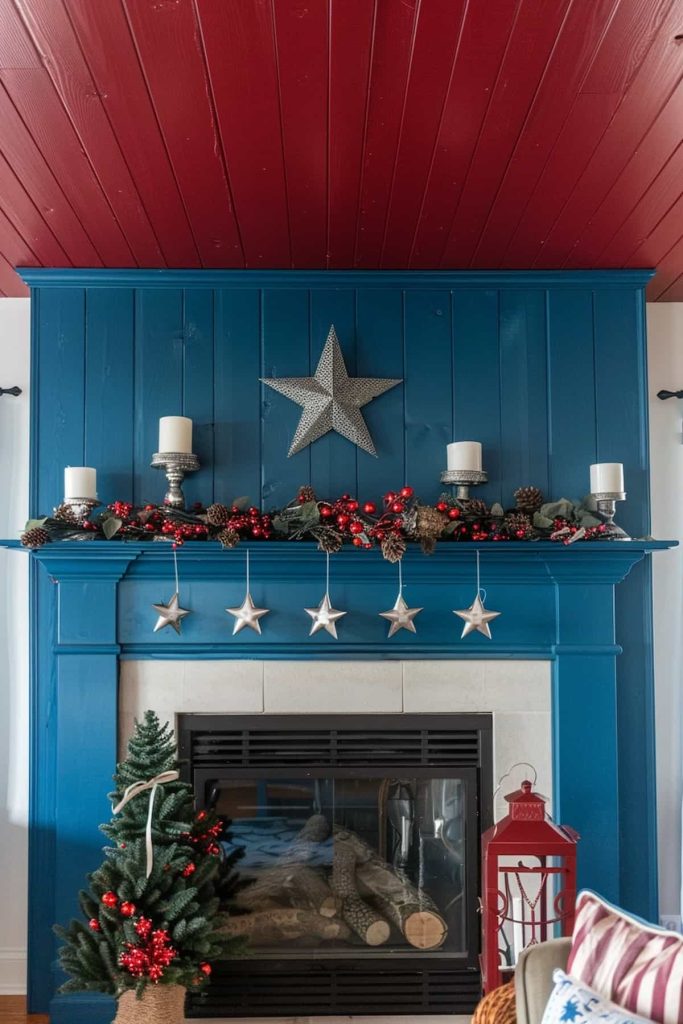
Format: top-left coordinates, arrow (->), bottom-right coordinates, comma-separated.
27,270 -> 651,538
22,269 -> 657,1008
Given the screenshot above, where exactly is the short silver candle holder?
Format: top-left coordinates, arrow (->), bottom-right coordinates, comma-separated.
440,468 -> 488,501
151,452 -> 200,509
592,491 -> 630,540
57,498 -> 101,520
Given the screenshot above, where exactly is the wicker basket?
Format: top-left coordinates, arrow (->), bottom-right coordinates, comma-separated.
113,984 -> 186,1024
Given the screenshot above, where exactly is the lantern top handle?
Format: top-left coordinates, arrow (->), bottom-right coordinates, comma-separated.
493,761 -> 538,801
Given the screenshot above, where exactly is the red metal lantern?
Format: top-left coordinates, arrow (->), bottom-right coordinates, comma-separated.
481,779 -> 579,992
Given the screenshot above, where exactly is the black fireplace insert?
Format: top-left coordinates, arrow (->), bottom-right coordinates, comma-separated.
179,713 -> 493,1017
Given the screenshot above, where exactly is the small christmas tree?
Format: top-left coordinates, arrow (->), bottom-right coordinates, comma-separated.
55,711 -> 242,1000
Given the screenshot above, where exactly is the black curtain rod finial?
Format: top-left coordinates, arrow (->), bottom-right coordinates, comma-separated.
0,386 -> 21,397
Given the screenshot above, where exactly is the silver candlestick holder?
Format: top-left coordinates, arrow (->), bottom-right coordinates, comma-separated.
592,491 -> 630,540
151,452 -> 200,509
57,498 -> 101,520
440,468 -> 488,501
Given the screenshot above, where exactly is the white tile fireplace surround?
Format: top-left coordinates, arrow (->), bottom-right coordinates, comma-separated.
120,658 -> 552,819
119,659 -> 550,1022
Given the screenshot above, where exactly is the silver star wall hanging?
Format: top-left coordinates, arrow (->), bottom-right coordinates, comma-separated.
305,552 -> 347,638
261,325 -> 402,456
379,562 -> 422,637
453,550 -> 501,640
152,593 -> 191,635
226,551 -> 269,635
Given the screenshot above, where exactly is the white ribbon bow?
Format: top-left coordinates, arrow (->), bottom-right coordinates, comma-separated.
113,770 -> 180,878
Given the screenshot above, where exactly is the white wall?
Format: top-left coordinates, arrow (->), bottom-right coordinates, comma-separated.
0,298 -> 30,993
647,303 -> 683,921
0,300 -> 680,997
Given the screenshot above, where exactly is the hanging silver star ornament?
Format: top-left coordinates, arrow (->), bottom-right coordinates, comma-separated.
152,593 -> 191,634
454,593 -> 501,639
379,561 -> 422,637
380,593 -> 423,638
305,592 -> 347,638
226,592 -> 269,635
225,549 -> 269,635
261,324 -> 402,456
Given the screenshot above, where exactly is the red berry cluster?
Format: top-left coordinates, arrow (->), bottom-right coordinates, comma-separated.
119,927 -> 177,982
318,493 -> 375,548
222,506 -> 273,540
187,810 -> 224,856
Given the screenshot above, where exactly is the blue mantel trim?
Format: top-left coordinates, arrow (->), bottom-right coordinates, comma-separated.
17,267 -> 655,290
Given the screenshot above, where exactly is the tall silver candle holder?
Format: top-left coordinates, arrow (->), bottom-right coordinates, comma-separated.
592,490 -> 630,540
440,468 -> 488,501
151,452 -> 199,509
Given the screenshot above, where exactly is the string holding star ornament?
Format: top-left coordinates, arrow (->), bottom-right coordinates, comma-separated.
152,545 -> 191,634
305,552 -> 347,638
226,549 -> 269,635
454,550 -> 501,639
379,560 -> 422,638
261,325 -> 402,456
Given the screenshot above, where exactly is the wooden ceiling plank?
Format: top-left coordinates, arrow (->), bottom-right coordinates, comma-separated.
379,0 -> 467,269
327,0 -> 375,268
0,78 -> 102,265
354,0 -> 418,269
0,249 -> 28,296
645,232 -> 683,299
568,87 -> 683,267
14,0 -> 164,267
0,197 -> 42,266
624,189 -> 683,272
531,0 -> 682,267
1,68 -> 135,264
471,0 -> 620,268
655,265 -> 683,301
0,148 -> 70,266
194,0 -> 290,267
502,0 -> 675,269
63,0 -> 200,267
439,0 -> 574,268
122,0 -> 244,269
0,0 -> 41,69
409,0 -> 519,269
271,0 -> 328,268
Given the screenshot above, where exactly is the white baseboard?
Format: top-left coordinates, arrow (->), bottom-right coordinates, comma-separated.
0,947 -> 26,994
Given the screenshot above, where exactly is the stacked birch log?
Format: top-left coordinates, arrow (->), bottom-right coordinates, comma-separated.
223,814 -> 448,950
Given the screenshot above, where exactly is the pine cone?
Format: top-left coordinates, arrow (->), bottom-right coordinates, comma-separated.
21,527 -> 50,548
504,511 -> 533,538
464,498 -> 487,517
316,529 -> 343,555
415,505 -> 448,555
206,503 -> 231,527
514,486 -> 544,513
297,485 -> 317,504
53,503 -> 78,523
381,532 -> 407,563
216,528 -> 240,549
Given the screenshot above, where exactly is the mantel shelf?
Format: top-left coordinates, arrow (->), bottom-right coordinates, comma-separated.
1,537 -> 676,585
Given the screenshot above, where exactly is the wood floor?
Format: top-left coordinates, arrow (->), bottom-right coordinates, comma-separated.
0,997 -> 48,1023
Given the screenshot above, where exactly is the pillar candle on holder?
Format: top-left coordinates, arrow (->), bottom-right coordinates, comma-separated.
447,441 -> 482,472
158,416 -> 193,455
64,467 -> 97,500
590,462 -> 624,494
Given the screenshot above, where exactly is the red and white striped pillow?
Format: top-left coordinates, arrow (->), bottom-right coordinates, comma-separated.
567,890 -> 683,1024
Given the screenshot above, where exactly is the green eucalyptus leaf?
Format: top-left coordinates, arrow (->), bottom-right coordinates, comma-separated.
533,511 -> 554,530
231,496 -> 250,511
102,517 -> 123,540
24,518 -> 48,531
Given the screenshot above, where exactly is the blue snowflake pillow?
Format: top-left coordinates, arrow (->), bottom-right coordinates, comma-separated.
542,971 -> 655,1024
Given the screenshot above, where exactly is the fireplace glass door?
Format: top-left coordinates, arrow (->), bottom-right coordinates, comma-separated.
206,768 -> 477,960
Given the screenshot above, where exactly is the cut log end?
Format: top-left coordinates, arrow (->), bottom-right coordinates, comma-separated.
365,919 -> 392,946
403,910 -> 448,950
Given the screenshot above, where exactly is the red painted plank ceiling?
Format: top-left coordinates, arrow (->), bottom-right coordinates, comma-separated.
0,0 -> 681,298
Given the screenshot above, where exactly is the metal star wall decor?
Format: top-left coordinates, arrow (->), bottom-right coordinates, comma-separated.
380,593 -> 423,638
152,593 -> 191,634
261,325 -> 402,456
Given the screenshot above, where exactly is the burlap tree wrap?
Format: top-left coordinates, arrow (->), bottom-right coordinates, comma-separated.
113,984 -> 186,1024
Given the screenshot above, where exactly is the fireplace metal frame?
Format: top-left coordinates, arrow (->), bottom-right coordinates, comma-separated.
179,712 -> 493,1017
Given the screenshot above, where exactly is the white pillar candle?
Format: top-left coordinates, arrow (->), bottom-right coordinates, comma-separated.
64,466 -> 97,500
447,441 -> 482,472
512,896 -> 525,964
158,416 -> 193,454
590,462 -> 624,494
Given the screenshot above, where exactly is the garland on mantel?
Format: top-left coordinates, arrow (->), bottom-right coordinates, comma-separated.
21,485 -> 612,560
